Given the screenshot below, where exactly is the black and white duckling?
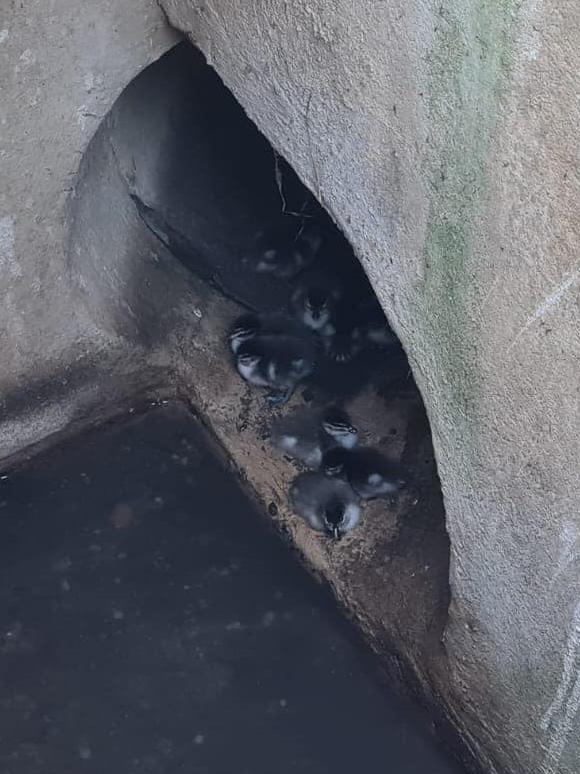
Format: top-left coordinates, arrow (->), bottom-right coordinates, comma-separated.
321,447 -> 406,500
314,292 -> 367,364
320,406 -> 359,449
236,334 -> 318,405
291,270 -> 342,335
289,472 -> 361,539
227,312 -> 312,355
270,406 -> 359,468
246,220 -> 322,279
228,313 -> 261,354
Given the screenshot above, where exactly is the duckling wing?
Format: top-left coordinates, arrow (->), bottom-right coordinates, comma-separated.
291,472 -> 357,506
347,449 -> 403,498
289,473 -> 326,529
270,410 -> 323,466
290,472 -> 327,507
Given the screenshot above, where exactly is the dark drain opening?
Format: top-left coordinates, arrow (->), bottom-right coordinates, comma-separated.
69,38 -> 456,754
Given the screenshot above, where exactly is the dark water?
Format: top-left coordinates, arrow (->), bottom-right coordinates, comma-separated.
0,404 -> 463,774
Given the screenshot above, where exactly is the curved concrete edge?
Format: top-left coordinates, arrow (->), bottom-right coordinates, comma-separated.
0,0 -> 180,406
0,0 -> 180,461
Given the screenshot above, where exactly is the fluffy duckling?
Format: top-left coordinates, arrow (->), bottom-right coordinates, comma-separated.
291,270 -> 342,334
270,406 -> 358,468
320,406 -> 359,450
314,293 -> 365,364
228,313 -> 261,354
235,334 -> 318,405
246,220 -> 322,279
321,447 -> 406,500
289,472 -> 361,539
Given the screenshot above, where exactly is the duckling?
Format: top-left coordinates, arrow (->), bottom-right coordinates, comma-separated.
321,447 -> 406,500
311,292 -> 365,364
320,406 -> 359,450
270,406 -> 358,468
246,220 -> 322,279
235,335 -> 317,405
228,313 -> 261,354
291,270 -> 342,334
227,312 -> 312,355
326,328 -> 363,364
289,472 -> 361,539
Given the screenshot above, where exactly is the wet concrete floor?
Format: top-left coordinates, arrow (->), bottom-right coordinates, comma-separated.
0,403 -> 464,774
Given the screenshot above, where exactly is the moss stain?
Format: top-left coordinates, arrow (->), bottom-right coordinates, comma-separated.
420,0 -> 520,443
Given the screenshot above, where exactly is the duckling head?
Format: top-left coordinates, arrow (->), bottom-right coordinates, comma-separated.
323,497 -> 360,540
302,287 -> 332,330
236,350 -> 263,382
228,314 -> 261,353
321,407 -> 358,448
323,499 -> 346,540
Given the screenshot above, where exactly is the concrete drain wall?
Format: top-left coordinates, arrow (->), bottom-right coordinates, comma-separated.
3,3 -> 580,774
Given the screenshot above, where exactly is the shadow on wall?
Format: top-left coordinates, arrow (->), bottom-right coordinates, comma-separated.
67,43 -> 308,344
65,40 -> 454,733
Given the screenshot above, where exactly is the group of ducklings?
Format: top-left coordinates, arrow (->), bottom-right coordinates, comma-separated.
231,218 -> 399,405
274,406 -> 405,539
226,218 -> 406,540
250,217 -> 400,361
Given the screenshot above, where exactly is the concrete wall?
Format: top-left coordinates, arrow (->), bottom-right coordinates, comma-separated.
157,2 -> 580,773
0,0 -> 180,457
2,1 -> 580,773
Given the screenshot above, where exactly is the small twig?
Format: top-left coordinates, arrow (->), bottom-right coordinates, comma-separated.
273,148 -> 287,213
273,150 -> 314,236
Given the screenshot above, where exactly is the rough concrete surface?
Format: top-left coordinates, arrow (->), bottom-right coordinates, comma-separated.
1,2 -> 580,774
0,0 -> 180,455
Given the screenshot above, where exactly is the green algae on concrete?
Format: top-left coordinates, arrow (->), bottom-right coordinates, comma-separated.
419,0 -> 519,445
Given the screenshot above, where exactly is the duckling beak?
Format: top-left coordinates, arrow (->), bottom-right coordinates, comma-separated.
332,526 -> 341,541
